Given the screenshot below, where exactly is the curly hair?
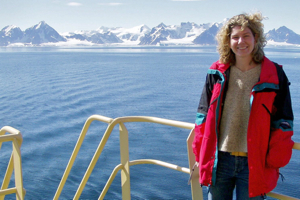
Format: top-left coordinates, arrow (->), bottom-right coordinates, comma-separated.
216,12 -> 267,65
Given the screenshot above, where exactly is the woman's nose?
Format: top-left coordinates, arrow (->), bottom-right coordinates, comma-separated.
238,37 -> 244,43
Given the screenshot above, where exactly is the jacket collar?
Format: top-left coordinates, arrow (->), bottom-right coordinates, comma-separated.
211,57 -> 279,86
210,60 -> 230,74
212,57 -> 279,85
258,56 -> 279,85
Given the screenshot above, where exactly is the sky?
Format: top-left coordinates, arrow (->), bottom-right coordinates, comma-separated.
1,0 -> 300,34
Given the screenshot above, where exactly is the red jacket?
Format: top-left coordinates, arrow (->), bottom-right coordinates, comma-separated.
192,57 -> 294,197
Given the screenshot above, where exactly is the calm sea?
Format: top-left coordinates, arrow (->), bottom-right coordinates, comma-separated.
0,46 -> 299,199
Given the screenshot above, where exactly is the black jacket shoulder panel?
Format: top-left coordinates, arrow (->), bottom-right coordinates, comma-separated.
272,62 -> 294,121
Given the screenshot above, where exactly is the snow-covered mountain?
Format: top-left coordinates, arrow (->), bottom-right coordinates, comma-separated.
62,28 -> 124,44
0,21 -> 66,46
265,26 -> 300,44
0,25 -> 24,46
139,22 -> 210,45
23,21 -> 67,44
107,25 -> 151,44
193,23 -> 220,45
1,21 -> 300,46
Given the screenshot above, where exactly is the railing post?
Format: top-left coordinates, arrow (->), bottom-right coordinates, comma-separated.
0,154 -> 14,194
119,123 -> 131,200
12,138 -> 24,200
187,128 -> 203,200
0,127 -> 25,200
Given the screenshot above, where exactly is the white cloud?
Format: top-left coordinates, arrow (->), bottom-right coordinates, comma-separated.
67,2 -> 82,6
171,0 -> 202,1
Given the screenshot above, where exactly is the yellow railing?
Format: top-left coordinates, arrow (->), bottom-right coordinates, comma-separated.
0,126 -> 25,200
54,115 -> 300,200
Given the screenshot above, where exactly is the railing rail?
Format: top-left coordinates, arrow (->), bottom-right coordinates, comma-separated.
54,115 -> 300,200
0,126 -> 25,200
267,141 -> 300,200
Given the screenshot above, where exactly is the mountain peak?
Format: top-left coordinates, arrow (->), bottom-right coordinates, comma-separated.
2,25 -> 17,31
1,25 -> 20,35
266,26 -> 300,44
35,21 -> 47,29
22,21 -> 66,44
157,23 -> 167,28
276,26 -> 293,34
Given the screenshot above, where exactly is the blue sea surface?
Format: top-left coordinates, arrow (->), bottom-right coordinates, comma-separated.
0,46 -> 299,199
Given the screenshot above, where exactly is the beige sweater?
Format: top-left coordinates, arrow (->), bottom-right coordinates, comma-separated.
219,65 -> 261,152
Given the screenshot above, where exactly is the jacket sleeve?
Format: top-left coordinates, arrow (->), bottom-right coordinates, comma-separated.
266,67 -> 294,168
192,74 -> 213,162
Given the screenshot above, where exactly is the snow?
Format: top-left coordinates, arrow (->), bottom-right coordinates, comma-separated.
4,25 -> 17,32
40,39 -> 95,47
6,37 -> 299,48
266,40 -> 300,47
109,25 -> 150,36
4,25 -> 17,36
7,43 -> 26,47
35,21 -> 45,30
160,36 -> 195,45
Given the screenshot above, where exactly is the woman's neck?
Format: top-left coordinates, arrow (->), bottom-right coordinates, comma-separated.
235,57 -> 256,72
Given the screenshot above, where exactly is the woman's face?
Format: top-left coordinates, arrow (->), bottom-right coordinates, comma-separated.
229,26 -> 256,60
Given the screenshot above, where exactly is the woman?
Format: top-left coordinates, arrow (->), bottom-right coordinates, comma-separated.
192,12 -> 294,199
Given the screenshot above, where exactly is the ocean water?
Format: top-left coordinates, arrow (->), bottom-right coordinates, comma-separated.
0,46 -> 299,199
